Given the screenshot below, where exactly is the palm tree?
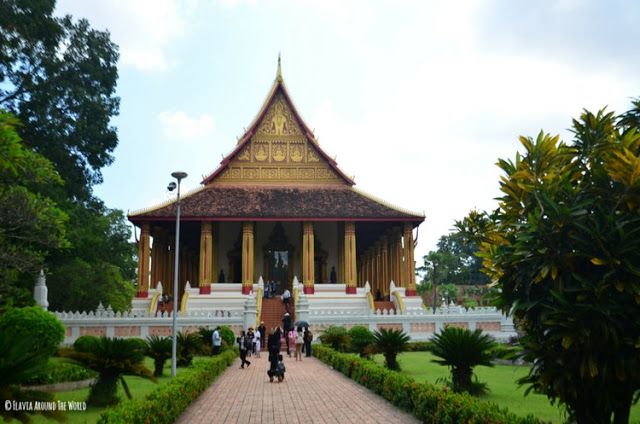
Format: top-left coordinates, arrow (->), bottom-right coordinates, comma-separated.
373,328 -> 410,370
430,326 -> 496,394
0,333 -> 65,423
60,336 -> 156,406
146,336 -> 172,376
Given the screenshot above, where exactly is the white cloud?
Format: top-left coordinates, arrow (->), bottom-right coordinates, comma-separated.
158,111 -> 215,140
56,0 -> 192,71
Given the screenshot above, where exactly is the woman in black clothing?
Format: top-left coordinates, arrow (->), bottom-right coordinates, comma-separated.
237,330 -> 251,368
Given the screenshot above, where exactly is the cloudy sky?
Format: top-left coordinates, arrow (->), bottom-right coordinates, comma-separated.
55,0 -> 640,262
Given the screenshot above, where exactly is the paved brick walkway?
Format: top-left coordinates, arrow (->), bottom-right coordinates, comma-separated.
177,353 -> 419,424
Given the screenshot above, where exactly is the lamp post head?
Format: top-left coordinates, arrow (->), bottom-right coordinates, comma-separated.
171,171 -> 188,181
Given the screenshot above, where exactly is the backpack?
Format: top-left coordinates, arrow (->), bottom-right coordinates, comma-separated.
305,331 -> 313,342
244,335 -> 252,350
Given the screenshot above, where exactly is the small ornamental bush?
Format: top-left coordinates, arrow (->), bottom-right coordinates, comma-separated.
430,327 -> 496,395
219,325 -> 235,348
24,358 -> 96,385
145,336 -> 172,377
177,331 -> 202,367
60,336 -> 155,407
97,349 -> 238,424
347,325 -> 375,357
313,345 -> 541,424
319,325 -> 350,351
0,306 -> 65,357
373,328 -> 410,370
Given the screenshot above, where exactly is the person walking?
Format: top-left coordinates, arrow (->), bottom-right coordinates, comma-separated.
282,288 -> 291,311
212,326 -> 221,355
257,321 -> 266,346
287,327 -> 296,359
294,326 -> 304,361
237,330 -> 251,369
254,328 -> 261,358
246,327 -> 254,357
304,328 -> 313,357
282,312 -> 292,356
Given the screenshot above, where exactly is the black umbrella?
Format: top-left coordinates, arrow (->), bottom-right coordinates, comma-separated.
294,320 -> 309,328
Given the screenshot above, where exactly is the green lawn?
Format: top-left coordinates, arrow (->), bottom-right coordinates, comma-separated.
375,352 -> 640,423
22,357 -> 187,424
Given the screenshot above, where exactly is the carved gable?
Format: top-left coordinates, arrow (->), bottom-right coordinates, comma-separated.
213,91 -> 345,185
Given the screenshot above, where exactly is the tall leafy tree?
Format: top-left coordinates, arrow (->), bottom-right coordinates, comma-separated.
0,111 -> 67,311
460,104 -> 640,423
0,1 -> 136,312
0,0 -> 119,201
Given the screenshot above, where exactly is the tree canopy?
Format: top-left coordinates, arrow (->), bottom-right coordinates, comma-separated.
0,110 -> 68,311
0,1 -> 134,313
459,101 -> 640,423
0,0 -> 119,201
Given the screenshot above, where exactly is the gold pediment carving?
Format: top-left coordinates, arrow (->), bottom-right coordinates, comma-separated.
211,90 -> 346,185
256,94 -> 302,136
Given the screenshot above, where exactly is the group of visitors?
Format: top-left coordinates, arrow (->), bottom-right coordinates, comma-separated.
263,280 -> 280,299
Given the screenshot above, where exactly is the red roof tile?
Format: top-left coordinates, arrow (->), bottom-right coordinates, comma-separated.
129,186 -> 423,223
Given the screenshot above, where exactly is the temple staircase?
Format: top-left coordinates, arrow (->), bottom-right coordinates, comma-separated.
260,298 -> 295,352
374,300 -> 396,313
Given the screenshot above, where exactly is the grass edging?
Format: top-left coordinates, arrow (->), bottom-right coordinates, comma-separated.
97,349 -> 238,424
313,345 -> 542,424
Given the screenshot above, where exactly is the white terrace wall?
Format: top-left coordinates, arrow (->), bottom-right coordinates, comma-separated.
55,306 -> 248,345
305,305 -> 516,342
55,300 -> 516,345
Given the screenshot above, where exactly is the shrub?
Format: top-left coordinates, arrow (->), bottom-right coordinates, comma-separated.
373,328 -> 410,370
197,327 -> 213,353
0,306 -> 65,358
145,336 -> 172,377
97,349 -> 238,424
313,345 -> 541,424
0,332 -> 66,423
60,336 -> 155,406
319,325 -> 350,351
348,326 -> 375,357
406,341 -> 433,352
219,325 -> 235,348
177,332 -> 202,367
24,358 -> 96,385
430,327 -> 496,395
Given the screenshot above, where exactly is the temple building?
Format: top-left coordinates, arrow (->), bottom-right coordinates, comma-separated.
128,61 -> 424,319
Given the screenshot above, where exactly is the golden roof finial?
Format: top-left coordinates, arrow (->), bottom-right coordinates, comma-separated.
277,52 -> 282,80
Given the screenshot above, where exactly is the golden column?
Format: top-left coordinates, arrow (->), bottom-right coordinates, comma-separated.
344,222 -> 357,294
403,223 -> 417,296
381,236 -> 389,297
136,222 -> 151,297
241,222 -> 255,295
302,222 -> 315,294
199,222 -> 213,294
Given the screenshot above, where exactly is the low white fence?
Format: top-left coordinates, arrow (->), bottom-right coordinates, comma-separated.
56,302 -> 515,345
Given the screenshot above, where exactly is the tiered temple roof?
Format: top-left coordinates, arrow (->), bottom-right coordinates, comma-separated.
129,60 -> 424,225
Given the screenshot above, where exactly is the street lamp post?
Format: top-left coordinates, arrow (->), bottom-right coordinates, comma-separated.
168,171 -> 187,377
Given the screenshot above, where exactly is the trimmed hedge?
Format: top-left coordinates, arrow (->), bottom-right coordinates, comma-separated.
24,358 -> 96,385
97,349 -> 238,424
313,345 -> 541,424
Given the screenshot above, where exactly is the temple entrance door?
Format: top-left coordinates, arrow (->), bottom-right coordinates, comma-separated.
267,250 -> 289,295
262,222 -> 294,295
